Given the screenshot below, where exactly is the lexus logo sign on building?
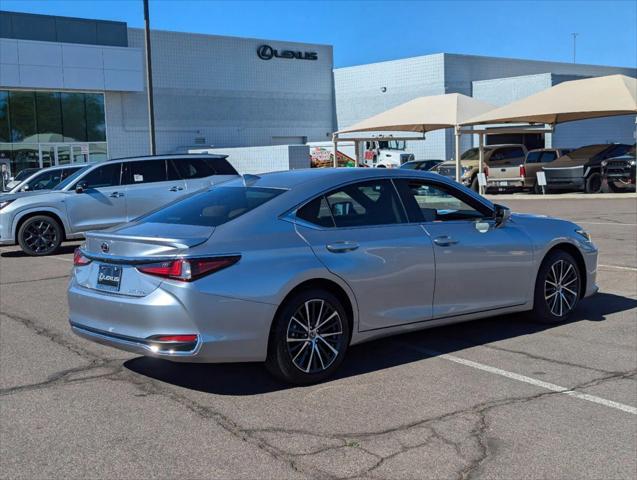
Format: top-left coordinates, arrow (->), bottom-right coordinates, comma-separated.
257,44 -> 318,61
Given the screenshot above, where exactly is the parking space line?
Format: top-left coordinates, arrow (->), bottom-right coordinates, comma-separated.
598,264 -> 637,272
399,343 -> 637,415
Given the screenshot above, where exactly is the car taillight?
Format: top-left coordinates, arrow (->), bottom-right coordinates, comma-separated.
520,165 -> 526,178
136,256 -> 240,281
73,248 -> 92,266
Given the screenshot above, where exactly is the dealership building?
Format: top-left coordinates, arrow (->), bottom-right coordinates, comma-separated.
1,10 -> 635,174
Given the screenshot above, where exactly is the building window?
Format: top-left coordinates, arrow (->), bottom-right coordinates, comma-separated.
0,90 -> 108,177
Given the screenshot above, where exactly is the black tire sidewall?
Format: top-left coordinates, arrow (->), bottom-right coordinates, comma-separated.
266,289 -> 351,385
531,250 -> 581,324
585,173 -> 602,193
17,215 -> 63,256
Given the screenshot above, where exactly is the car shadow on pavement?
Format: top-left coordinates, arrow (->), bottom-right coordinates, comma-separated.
124,292 -> 636,395
0,244 -> 79,258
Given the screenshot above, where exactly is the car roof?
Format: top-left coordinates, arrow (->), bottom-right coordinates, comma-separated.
106,153 -> 228,162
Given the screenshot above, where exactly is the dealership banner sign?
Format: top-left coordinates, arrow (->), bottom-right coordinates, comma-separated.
257,44 -> 318,61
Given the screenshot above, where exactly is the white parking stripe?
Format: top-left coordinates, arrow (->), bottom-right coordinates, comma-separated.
598,264 -> 637,272
399,343 -> 637,415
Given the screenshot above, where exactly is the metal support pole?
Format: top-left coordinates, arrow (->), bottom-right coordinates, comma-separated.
354,140 -> 360,168
478,132 -> 484,195
332,135 -> 338,168
454,125 -> 461,182
143,0 -> 156,155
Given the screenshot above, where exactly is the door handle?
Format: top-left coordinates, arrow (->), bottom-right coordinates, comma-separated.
109,192 -> 124,198
433,236 -> 459,247
326,241 -> 359,253
169,186 -> 184,192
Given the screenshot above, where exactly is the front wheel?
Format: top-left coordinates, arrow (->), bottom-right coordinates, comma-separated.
584,172 -> 602,193
607,180 -> 630,193
17,215 -> 63,256
266,289 -> 350,385
530,250 -> 581,324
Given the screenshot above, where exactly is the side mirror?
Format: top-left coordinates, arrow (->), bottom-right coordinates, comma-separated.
494,204 -> 511,228
21,185 -> 29,191
75,182 -> 88,194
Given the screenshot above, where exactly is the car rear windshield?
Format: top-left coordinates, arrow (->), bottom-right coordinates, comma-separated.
140,186 -> 285,227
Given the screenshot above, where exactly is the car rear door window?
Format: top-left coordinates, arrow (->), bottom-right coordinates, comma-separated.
323,180 -> 406,228
296,196 -> 335,228
395,179 -> 490,222
541,151 -> 557,162
171,157 -> 237,179
123,160 -> 167,185
80,163 -> 122,189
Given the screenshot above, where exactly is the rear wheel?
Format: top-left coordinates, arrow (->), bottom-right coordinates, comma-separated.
530,250 -> 581,324
266,289 -> 350,385
17,215 -> 63,256
584,172 -> 602,193
533,182 -> 543,194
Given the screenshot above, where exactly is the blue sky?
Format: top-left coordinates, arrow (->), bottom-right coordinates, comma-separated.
3,0 -> 636,68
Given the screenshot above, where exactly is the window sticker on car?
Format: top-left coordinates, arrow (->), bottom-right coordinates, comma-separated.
134,174 -> 144,182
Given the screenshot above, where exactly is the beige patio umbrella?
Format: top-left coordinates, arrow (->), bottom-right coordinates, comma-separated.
336,93 -> 496,179
462,74 -> 637,126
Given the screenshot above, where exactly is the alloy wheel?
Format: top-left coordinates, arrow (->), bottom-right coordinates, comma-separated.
23,220 -> 58,254
544,259 -> 579,317
286,299 -> 344,374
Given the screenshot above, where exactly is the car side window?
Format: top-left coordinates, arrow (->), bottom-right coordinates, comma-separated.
172,158 -> 215,179
123,160 -> 168,185
324,180 -> 406,228
541,151 -> 557,162
396,179 -> 490,222
296,196 -> 335,228
27,170 -> 62,190
79,163 -> 122,189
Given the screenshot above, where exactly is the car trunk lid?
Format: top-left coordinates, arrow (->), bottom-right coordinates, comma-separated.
77,223 -> 214,297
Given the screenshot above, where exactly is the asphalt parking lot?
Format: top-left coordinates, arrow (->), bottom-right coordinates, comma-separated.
1,194 -> 636,480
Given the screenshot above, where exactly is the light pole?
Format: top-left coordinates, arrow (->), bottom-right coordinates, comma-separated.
571,32 -> 578,64
143,0 -> 156,155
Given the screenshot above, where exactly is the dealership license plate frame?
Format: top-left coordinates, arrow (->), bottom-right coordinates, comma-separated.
96,264 -> 122,292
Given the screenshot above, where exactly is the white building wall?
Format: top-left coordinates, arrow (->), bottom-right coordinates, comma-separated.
106,29 -> 335,159
201,144 -> 310,175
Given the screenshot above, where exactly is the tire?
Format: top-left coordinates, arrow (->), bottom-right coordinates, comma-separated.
530,250 -> 581,324
584,172 -> 602,194
376,164 -> 386,168
266,289 -> 351,385
470,176 -> 479,192
533,182 -> 543,195
17,215 -> 63,256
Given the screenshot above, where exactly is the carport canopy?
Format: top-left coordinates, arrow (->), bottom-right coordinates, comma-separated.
461,74 -> 637,126
334,93 -> 496,178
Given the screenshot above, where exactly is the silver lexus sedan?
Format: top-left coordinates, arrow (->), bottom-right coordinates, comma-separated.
68,168 -> 598,384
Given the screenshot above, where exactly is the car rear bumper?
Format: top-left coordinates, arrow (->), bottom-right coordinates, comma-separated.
68,279 -> 277,363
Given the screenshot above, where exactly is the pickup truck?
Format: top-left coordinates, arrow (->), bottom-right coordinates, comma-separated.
601,145 -> 636,192
486,148 -> 572,194
436,144 -> 527,191
543,143 -> 634,193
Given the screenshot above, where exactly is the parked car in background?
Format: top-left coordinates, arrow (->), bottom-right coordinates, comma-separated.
486,148 -> 572,194
2,168 -> 39,191
68,168 -> 598,385
436,144 -> 527,191
543,144 -> 634,193
601,145 -> 636,192
0,154 -> 238,256
400,159 -> 444,171
2,165 -> 85,195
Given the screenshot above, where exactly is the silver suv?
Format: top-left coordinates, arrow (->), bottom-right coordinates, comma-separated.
0,154 -> 238,256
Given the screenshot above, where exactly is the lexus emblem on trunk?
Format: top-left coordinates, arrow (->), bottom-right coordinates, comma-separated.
101,242 -> 110,253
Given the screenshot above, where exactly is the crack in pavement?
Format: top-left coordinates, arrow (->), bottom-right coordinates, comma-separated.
3,305 -> 637,480
0,274 -> 70,286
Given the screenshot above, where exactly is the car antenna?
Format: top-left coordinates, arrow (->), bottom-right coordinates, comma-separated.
241,173 -> 261,187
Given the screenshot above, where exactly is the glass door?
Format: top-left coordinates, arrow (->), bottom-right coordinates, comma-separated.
71,144 -> 89,164
40,145 -> 55,168
56,145 -> 71,165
